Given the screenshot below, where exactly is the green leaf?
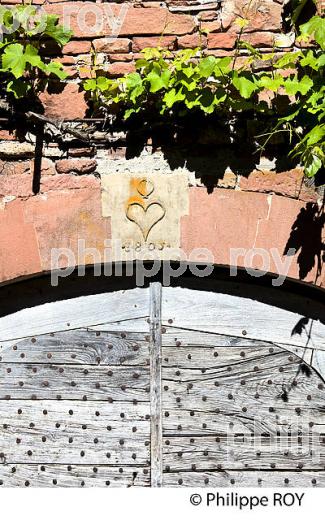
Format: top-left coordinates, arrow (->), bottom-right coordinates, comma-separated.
6,78 -> 30,98
214,56 -> 232,74
291,0 -> 309,25
147,70 -> 166,93
83,78 -> 98,91
44,61 -> 67,80
274,52 -> 301,69
283,75 -> 313,96
300,50 -> 321,70
163,88 -> 185,108
232,74 -> 258,99
199,88 -> 216,113
304,125 -> 325,146
198,56 -> 216,78
2,43 -> 26,78
24,44 -> 44,68
258,74 -> 283,92
43,14 -> 72,46
299,15 -> 325,50
304,152 -> 322,177
126,72 -> 142,89
129,84 -> 144,102
135,59 -> 149,70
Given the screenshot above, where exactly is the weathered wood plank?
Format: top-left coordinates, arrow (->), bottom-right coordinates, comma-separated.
0,364 -> 150,401
162,435 -> 325,470
0,399 -> 150,422
0,397 -> 151,465
161,328 -> 280,348
161,328 -> 315,368
163,470 -> 325,487
162,408 -> 325,436
162,349 -> 325,410
162,346 -> 325,438
162,345 -> 285,369
0,464 -> 150,487
89,317 -> 149,334
0,436 -> 150,465
161,288 -> 325,350
0,330 -> 150,366
0,288 -> 150,341
150,282 -> 163,488
0,420 -> 150,438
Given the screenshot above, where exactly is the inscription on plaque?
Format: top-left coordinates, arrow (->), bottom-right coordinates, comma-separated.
101,173 -> 189,255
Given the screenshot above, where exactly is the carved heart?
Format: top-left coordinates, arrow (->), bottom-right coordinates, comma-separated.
126,201 -> 166,241
137,179 -> 154,198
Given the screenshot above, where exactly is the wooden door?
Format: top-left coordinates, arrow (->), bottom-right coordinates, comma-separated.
0,288 -> 152,487
0,282 -> 324,487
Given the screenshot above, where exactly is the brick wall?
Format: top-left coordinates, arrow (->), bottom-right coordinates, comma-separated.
0,0 -> 324,288
4,0 -> 290,119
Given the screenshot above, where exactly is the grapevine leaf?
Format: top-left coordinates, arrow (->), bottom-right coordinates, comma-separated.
163,88 -> 185,108
44,61 -> 67,80
198,56 -> 216,78
43,14 -> 72,46
126,72 -> 142,89
304,152 -> 322,177
258,75 -> 283,91
6,78 -> 30,98
2,43 -> 26,78
299,15 -> 325,50
147,70 -> 166,93
83,78 -> 98,91
232,74 -> 258,99
283,75 -> 313,96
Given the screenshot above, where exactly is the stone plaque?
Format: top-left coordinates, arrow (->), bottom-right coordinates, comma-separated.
101,173 -> 189,256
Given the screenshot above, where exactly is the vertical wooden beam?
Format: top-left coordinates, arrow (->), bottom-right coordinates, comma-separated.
149,282 -> 163,487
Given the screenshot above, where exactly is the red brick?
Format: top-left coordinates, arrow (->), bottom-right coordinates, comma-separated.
212,32 -> 278,49
108,61 -> 135,77
243,32 -> 278,47
198,11 -> 220,22
0,174 -> 33,197
132,36 -> 177,52
239,169 -> 312,199
93,38 -> 131,53
221,0 -> 283,32
299,183 -> 320,203
58,56 -> 75,66
0,130 -> 16,141
68,147 -> 95,158
63,66 -> 80,79
201,20 -> 222,33
180,188 -> 322,283
63,40 -> 92,55
25,189 -> 110,271
178,33 -> 207,49
45,4 -> 195,37
40,83 -> 87,120
41,174 -> 100,192
29,158 -> 56,176
208,32 -> 237,50
0,160 -> 31,176
108,53 -> 133,62
0,200 -> 42,283
56,159 -> 97,174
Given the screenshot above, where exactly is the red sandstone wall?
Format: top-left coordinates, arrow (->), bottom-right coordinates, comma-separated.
2,0 -> 291,119
0,1 -> 324,289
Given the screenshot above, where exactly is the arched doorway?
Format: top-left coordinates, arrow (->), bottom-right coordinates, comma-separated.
0,271 -> 324,487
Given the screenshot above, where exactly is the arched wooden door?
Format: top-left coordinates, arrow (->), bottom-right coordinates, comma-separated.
0,281 -> 324,487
